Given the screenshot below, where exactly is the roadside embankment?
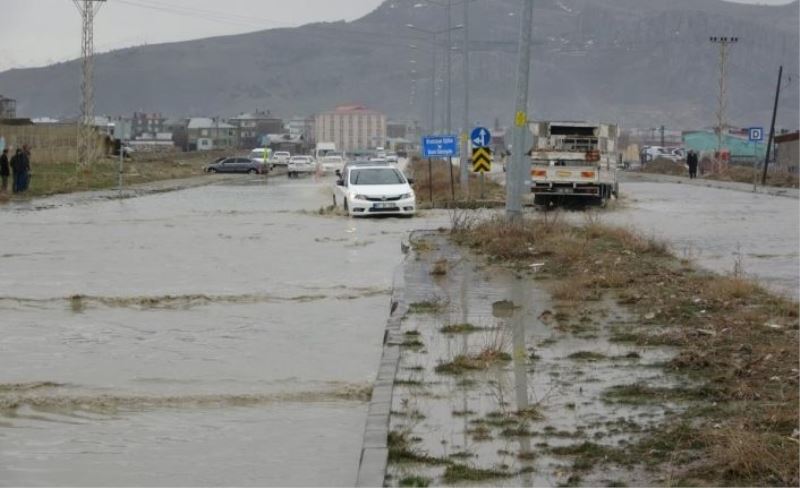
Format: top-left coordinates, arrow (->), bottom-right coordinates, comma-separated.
1,150 -> 228,200
408,158 -> 506,209
630,167 -> 799,198
383,214 -> 798,487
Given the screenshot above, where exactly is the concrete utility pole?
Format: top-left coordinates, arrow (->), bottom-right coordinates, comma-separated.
506,0 -> 534,220
709,36 -> 738,173
459,0 -> 470,196
73,0 -> 105,172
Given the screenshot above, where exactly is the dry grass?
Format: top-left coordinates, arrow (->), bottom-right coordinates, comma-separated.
706,165 -> 799,188
451,215 -> 799,486
408,157 -> 504,205
4,150 -> 227,198
641,158 -> 687,176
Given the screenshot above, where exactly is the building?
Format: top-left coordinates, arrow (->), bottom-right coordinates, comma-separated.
186,117 -> 236,151
774,130 -> 799,174
228,111 -> 284,149
286,116 -> 314,142
0,95 -> 17,119
682,130 -> 766,165
314,105 -> 386,152
131,112 -> 165,138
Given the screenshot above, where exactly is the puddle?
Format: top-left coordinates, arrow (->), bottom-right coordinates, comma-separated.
387,233 -> 687,487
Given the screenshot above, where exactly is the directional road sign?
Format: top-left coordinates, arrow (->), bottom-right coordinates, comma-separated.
470,127 -> 491,148
748,127 -> 764,142
472,147 -> 492,173
422,135 -> 458,158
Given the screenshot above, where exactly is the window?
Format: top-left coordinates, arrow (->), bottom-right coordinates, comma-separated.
350,168 -> 405,185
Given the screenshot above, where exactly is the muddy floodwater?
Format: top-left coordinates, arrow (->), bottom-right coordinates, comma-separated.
613,181 -> 799,297
0,175 -> 447,486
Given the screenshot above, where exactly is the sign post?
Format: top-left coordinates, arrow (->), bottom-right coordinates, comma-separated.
470,127 -> 492,199
422,135 -> 459,204
748,127 -> 763,192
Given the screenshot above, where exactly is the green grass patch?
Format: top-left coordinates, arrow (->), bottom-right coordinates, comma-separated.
442,463 -> 514,483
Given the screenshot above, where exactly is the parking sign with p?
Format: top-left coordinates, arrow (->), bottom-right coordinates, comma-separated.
748,127 -> 764,142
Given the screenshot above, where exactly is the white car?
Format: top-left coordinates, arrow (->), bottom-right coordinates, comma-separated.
336,164 -> 416,217
320,154 -> 346,174
385,153 -> 399,163
287,155 -> 316,178
270,151 -> 291,166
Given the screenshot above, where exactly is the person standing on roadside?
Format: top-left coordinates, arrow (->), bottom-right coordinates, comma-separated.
0,148 -> 9,192
10,147 -> 29,193
687,149 -> 698,179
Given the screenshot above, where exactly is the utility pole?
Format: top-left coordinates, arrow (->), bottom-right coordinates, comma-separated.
459,0 -> 470,196
659,125 -> 665,147
431,41 -> 437,134
709,36 -> 738,173
407,23 -> 464,135
445,0 -> 453,135
506,0 -> 533,220
762,65 -> 783,185
73,0 -> 105,174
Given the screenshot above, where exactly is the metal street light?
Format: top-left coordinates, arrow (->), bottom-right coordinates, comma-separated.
407,23 -> 464,135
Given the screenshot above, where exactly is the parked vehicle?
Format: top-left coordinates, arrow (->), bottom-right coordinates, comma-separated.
205,157 -> 263,174
270,151 -> 291,166
334,164 -> 416,217
287,155 -> 316,178
643,145 -> 681,162
530,121 -> 620,207
385,153 -> 399,163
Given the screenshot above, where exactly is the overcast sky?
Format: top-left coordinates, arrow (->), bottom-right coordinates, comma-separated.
0,0 -> 793,72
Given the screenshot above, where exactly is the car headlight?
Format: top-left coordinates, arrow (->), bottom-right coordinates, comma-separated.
399,193 -> 412,199
354,194 -> 368,200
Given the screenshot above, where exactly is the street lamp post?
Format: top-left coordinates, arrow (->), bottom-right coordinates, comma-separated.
407,23 -> 464,136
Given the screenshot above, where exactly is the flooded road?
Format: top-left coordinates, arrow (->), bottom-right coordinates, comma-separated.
611,181 -> 799,297
0,175 -> 446,486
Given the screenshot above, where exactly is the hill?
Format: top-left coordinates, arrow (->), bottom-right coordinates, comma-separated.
0,0 -> 797,130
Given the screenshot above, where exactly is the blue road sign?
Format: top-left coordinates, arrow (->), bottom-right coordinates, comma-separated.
422,135 -> 458,158
470,126 -> 491,148
748,127 -> 764,142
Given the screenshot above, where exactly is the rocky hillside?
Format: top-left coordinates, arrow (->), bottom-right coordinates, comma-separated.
0,0 -> 797,129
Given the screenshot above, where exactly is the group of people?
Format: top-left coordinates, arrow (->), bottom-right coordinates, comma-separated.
0,145 -> 32,193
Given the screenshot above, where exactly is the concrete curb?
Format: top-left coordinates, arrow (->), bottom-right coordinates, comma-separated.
355,239 -> 410,487
621,171 -> 800,199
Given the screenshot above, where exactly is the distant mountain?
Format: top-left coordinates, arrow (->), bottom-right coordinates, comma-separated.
0,0 -> 797,130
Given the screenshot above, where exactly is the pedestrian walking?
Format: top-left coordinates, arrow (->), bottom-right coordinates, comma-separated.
687,150 -> 699,179
0,148 -> 9,193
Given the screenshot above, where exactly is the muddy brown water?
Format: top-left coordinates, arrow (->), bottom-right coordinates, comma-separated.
388,233 -> 686,487
0,175 -> 449,486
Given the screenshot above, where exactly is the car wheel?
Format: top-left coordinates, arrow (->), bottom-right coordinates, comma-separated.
208,168 -> 217,174
248,169 -> 257,174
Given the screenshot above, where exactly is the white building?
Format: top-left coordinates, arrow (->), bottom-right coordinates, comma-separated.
314,105 -> 386,152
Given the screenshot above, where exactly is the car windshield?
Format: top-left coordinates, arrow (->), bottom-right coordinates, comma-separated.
350,168 -> 405,185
